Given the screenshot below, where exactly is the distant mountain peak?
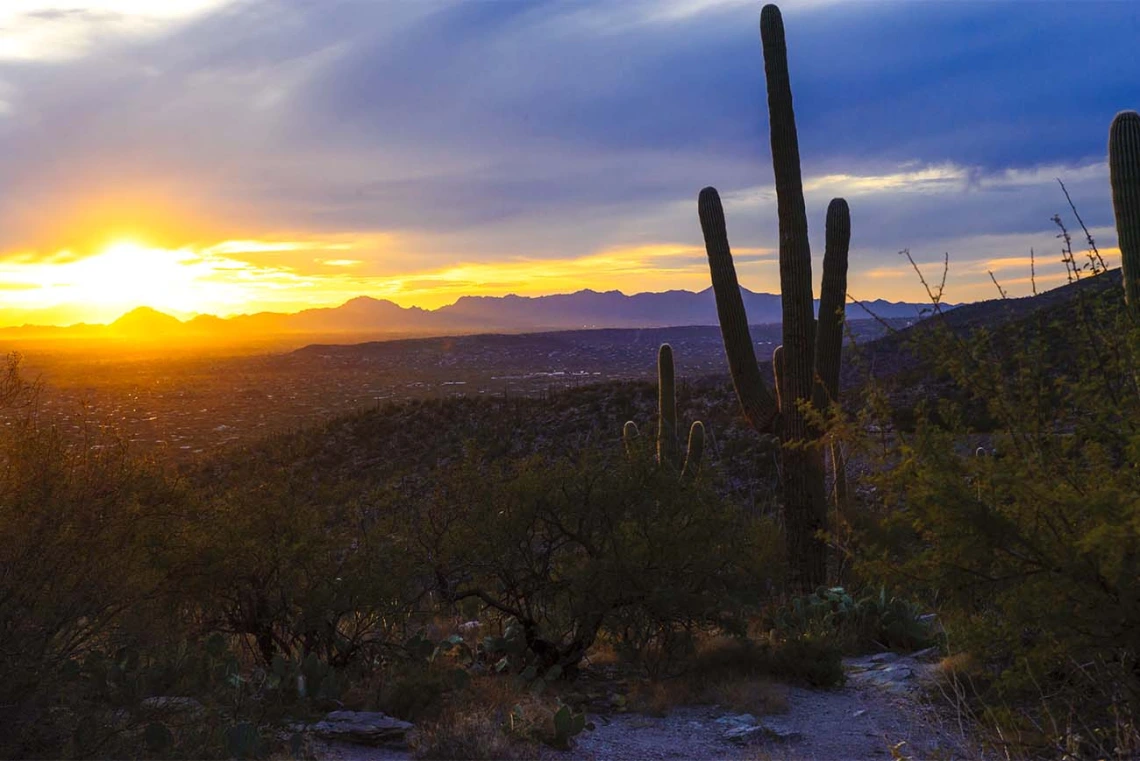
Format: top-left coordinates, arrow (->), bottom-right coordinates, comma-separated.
107,306 -> 185,337
112,306 -> 182,327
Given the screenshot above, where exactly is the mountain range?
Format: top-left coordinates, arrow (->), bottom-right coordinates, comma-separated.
1,287 -> 943,344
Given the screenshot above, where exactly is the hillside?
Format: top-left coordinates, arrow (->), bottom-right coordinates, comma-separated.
845,268 -> 1124,384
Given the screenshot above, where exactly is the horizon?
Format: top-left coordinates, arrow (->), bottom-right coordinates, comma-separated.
5,282 -> 968,331
0,0 -> 1132,328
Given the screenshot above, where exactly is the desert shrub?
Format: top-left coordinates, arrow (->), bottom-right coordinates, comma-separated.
174,447 -> 422,668
0,356 -> 378,758
0,358 -> 194,757
669,635 -> 844,690
772,586 -> 935,654
411,447 -> 769,673
853,245 -> 1140,756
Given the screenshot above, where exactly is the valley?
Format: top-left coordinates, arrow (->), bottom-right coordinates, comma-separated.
9,319 -> 905,463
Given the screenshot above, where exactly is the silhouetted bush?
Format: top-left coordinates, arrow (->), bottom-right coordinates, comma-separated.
853,248 -> 1140,757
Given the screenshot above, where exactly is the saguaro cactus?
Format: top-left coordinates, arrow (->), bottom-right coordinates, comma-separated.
623,344 -> 704,480
697,4 -> 852,590
1110,111 -> 1140,311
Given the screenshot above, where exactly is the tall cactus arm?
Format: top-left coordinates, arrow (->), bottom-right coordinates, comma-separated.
1110,111 -> 1140,311
699,187 -> 779,432
657,344 -> 680,467
772,345 -> 785,414
760,3 -> 815,442
681,421 -> 705,480
622,421 -> 640,457
813,198 -> 851,412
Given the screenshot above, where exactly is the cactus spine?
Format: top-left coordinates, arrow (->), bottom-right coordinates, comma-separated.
1110,111 -> 1140,311
623,344 -> 704,480
697,4 -> 851,590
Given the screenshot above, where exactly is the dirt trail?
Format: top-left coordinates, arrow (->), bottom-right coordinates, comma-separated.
562,653 -> 976,760
323,651 -> 984,761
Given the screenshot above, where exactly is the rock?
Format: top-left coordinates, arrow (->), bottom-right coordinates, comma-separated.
140,697 -> 204,714
755,718 -> 804,743
723,724 -> 767,744
722,720 -> 804,745
297,711 -> 413,748
717,713 -> 803,745
714,713 -> 757,726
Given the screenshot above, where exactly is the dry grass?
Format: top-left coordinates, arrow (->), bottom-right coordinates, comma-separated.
630,674 -> 788,717
409,676 -> 556,760
628,636 -> 791,717
412,709 -> 534,761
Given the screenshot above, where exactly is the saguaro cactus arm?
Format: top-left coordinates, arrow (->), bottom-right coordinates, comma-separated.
813,198 -> 851,412
681,421 -> 705,480
657,344 -> 679,467
699,187 -> 779,432
622,421 -> 640,457
772,345 -> 785,414
761,3 -> 815,443
1110,111 -> 1140,311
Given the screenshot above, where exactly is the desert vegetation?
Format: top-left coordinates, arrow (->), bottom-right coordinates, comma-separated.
3,3 -> 1140,760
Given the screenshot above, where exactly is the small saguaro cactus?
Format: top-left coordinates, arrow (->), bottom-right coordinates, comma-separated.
1110,110 -> 1140,312
697,3 -> 852,590
657,344 -> 679,467
623,344 -> 705,479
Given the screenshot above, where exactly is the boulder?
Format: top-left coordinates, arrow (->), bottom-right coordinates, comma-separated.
297,711 -> 413,748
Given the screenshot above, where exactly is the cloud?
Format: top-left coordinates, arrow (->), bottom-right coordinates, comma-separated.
0,0 -> 1134,319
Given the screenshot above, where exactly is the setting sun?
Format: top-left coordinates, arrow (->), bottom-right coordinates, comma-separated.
0,240 -> 258,324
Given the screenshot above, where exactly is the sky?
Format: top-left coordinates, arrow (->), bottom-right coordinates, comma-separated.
0,0 -> 1136,326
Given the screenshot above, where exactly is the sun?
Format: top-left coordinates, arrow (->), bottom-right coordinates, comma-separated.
0,239 -> 247,325
64,240 -> 204,317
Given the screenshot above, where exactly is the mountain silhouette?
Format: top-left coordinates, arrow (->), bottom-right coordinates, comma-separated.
2,288 -> 942,344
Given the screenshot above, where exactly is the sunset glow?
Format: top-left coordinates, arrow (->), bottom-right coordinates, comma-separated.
0,1 -> 1131,332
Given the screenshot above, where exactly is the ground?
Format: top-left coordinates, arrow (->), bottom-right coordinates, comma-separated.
318,650 -> 986,761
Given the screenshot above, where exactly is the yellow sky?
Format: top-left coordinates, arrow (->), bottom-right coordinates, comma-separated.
0,230 -> 1116,328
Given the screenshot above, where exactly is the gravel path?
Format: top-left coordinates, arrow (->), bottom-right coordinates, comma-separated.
560,656 -> 976,761
323,651 -> 985,761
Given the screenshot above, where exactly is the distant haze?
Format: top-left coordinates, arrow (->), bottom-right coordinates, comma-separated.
0,287 -> 938,345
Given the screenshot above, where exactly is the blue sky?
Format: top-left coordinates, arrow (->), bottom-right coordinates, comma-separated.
0,0 -> 1137,323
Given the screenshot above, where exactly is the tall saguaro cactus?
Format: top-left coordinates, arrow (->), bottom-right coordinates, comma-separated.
1110,111 -> 1140,311
697,4 -> 851,590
